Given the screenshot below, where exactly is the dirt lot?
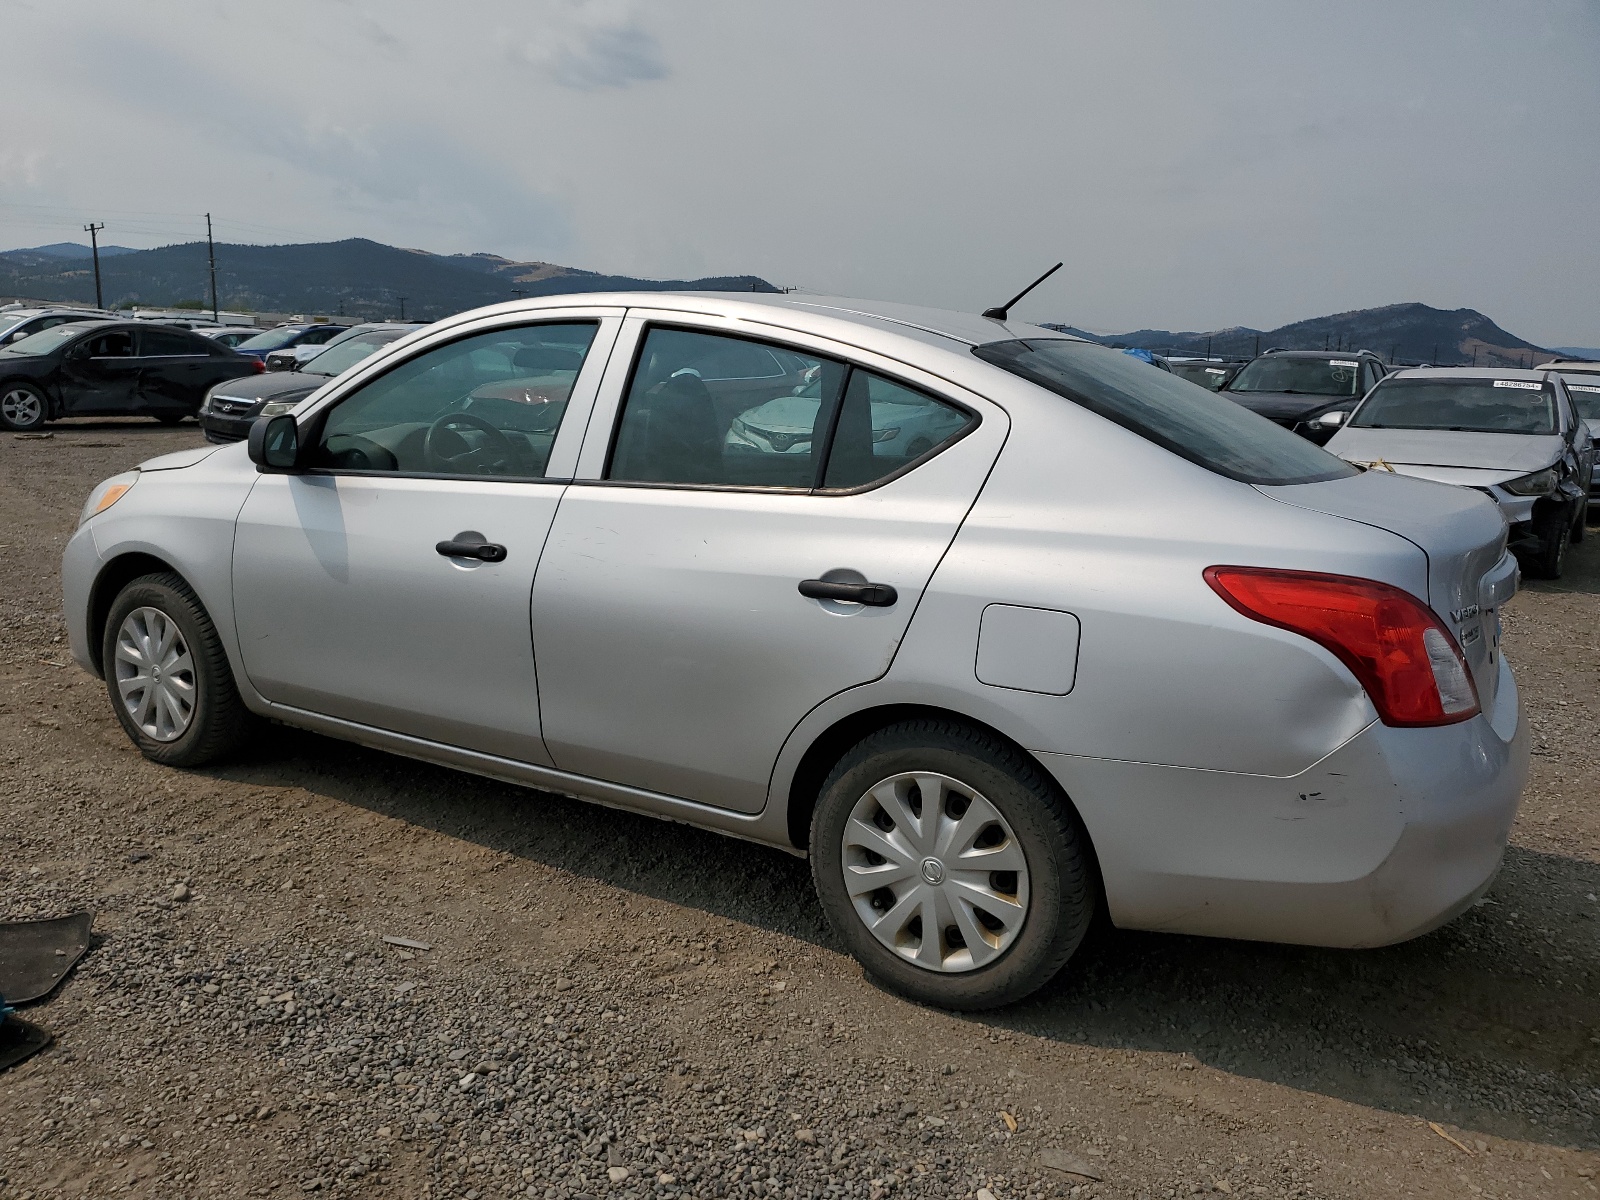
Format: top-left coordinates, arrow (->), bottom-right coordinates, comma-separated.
2,420 -> 1597,1200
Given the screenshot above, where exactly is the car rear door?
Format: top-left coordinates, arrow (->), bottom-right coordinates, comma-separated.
58,327 -> 140,413
528,315 -> 1008,813
136,327 -> 218,413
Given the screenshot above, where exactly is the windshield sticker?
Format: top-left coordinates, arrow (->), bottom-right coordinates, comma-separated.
1568,384 -> 1600,393
1204,367 -> 1227,374
1492,380 -> 1542,390
1329,359 -> 1359,368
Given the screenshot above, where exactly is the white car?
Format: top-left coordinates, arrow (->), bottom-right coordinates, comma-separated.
63,294 -> 1527,1009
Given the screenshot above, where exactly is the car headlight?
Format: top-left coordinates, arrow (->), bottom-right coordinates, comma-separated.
1502,467 -> 1557,496
79,471 -> 138,526
259,399 -> 302,417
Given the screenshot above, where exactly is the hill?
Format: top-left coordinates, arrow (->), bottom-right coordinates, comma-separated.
0,238 -> 777,320
1064,303 -> 1550,367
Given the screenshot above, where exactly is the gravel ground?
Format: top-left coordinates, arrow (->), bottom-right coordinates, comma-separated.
2,420 -> 1597,1200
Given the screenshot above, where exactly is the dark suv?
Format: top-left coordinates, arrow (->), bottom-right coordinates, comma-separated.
1222,348 -> 1389,444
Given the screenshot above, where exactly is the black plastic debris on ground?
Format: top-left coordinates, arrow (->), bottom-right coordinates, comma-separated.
0,911 -> 94,1073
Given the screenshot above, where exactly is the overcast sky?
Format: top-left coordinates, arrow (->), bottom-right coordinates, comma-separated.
3,1 -> 1597,343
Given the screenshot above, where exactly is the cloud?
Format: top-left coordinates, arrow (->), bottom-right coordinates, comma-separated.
512,0 -> 668,91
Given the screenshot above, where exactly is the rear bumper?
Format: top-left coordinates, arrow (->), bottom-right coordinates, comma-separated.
1039,651 -> 1528,948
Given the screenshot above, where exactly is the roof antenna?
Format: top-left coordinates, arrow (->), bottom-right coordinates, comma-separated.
982,262 -> 1063,321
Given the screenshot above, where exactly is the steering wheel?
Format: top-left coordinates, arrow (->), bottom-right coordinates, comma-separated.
422,411 -> 519,474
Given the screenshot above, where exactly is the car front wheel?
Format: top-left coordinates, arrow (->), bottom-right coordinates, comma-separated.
0,382 -> 48,431
810,719 -> 1097,1010
1524,501 -> 1572,579
102,572 -> 254,766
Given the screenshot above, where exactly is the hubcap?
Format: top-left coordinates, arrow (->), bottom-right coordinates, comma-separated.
2,388 -> 42,426
841,772 -> 1030,973
113,607 -> 196,742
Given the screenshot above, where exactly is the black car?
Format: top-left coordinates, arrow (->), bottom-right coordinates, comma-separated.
1222,348 -> 1389,443
0,321 -> 262,432
197,323 -> 420,443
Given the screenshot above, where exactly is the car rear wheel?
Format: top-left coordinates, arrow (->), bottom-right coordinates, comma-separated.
154,414 -> 187,426
0,382 -> 48,432
102,572 -> 254,766
810,719 -> 1097,1010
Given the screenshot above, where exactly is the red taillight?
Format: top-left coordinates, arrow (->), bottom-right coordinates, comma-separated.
250,358 -> 266,374
1204,566 -> 1480,727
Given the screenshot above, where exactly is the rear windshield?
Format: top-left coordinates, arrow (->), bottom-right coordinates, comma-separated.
1229,356 -> 1364,396
974,339 -> 1357,485
1350,378 -> 1556,435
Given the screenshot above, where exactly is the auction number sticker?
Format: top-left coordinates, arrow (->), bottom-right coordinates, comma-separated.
1569,384 -> 1600,393
1329,360 -> 1359,368
1493,380 -> 1543,390
1204,367 -> 1227,374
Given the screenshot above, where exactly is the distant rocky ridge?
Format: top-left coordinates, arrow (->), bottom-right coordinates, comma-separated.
1049,302 -> 1558,368
0,237 -> 777,320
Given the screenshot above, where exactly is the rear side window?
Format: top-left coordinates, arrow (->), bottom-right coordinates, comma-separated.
974,339 -> 1356,486
140,328 -> 201,357
607,328 -> 975,490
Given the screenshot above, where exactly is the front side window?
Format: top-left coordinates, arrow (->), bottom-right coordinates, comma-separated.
974,338 -> 1356,486
309,322 -> 598,477
607,328 -> 975,490
81,330 -> 136,358
1349,378 -> 1556,435
301,326 -> 344,345
1228,355 -> 1365,397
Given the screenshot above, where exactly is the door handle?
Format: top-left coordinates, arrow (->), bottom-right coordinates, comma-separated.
436,536 -> 508,562
799,578 -> 897,607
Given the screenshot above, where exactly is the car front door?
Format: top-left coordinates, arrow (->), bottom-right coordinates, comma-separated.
529,317 -> 1008,813
231,311 -> 622,764
57,328 -> 140,414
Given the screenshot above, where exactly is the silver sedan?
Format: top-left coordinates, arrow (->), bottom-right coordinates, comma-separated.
62,294 -> 1528,1009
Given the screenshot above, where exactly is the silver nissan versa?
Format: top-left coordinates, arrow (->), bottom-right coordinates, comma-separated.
62,294 -> 1528,1009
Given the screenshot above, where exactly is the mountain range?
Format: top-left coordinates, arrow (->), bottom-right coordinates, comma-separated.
0,238 -> 777,320
1049,302 -> 1562,368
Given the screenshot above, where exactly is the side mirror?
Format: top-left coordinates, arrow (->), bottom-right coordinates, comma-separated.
248,413 -> 301,470
1315,410 -> 1348,429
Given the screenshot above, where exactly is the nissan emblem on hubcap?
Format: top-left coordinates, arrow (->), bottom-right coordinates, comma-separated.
920,857 -> 945,885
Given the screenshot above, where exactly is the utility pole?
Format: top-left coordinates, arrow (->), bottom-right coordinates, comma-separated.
1205,335 -> 1212,359
398,296 -> 408,320
1390,344 -> 1397,365
1431,344 -> 1438,366
205,213 -> 220,322
1254,334 -> 1260,358
83,222 -> 106,308
511,287 -> 526,302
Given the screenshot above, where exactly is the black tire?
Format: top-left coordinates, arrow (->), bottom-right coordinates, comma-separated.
0,381 -> 49,432
1571,499 -> 1587,544
1524,502 -> 1572,579
809,719 -> 1097,1010
101,572 -> 254,766
154,413 -> 188,426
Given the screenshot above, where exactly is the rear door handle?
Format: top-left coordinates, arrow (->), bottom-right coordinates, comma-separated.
436,533 -> 508,562
798,578 -> 897,607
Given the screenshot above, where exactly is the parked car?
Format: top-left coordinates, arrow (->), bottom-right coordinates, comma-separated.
0,306 -> 115,346
1542,359 -> 1600,510
1165,358 -> 1241,391
1224,348 -> 1389,443
198,324 -> 424,443
64,294 -> 1526,1010
232,322 -> 349,363
1326,367 -> 1592,578
0,320 -> 262,431
198,326 -> 263,349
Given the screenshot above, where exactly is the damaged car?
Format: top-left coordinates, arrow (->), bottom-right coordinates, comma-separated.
1326,367 -> 1592,578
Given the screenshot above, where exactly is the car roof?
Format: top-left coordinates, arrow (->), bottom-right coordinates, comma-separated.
1545,359 -> 1600,373
1385,366 -> 1557,382
1261,348 -> 1383,359
425,291 -> 1078,355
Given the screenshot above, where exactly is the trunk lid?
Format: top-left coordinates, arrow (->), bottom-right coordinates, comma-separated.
1257,468 -> 1512,712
